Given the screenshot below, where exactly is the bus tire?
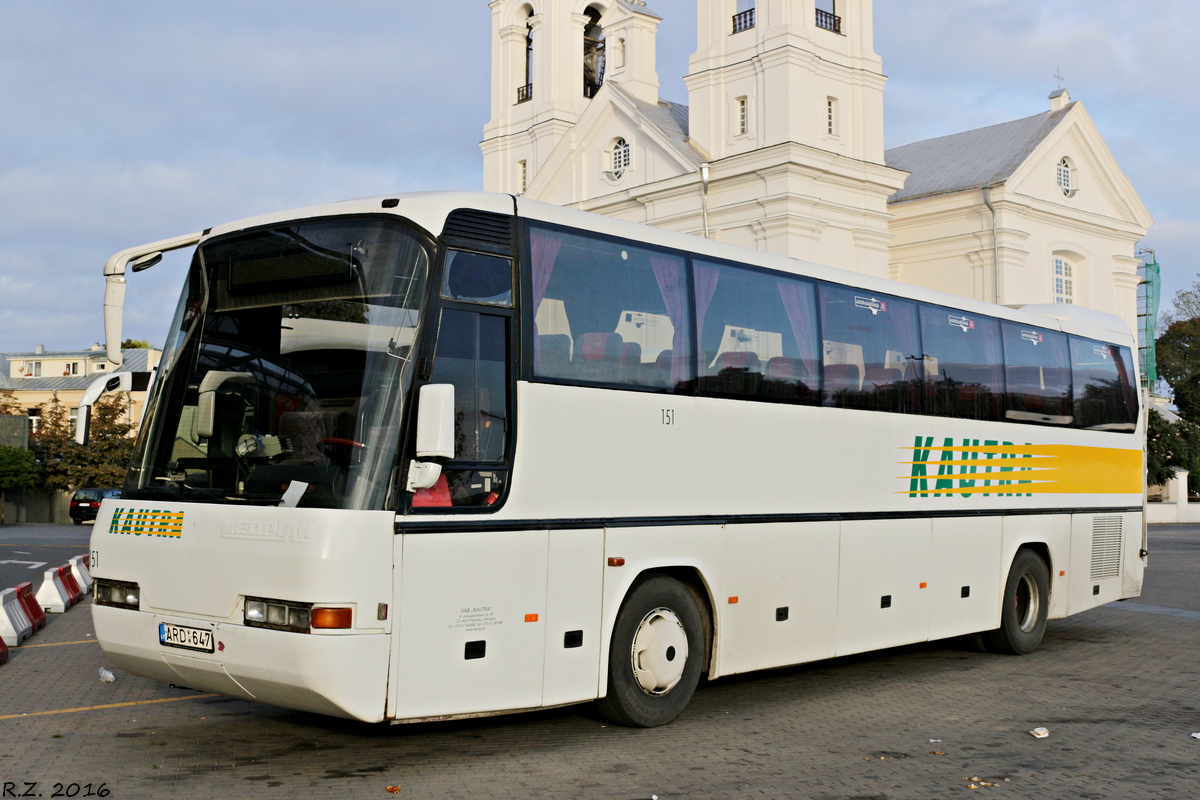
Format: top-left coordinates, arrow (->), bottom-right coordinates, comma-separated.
595,574 -> 705,728
978,549 -> 1050,655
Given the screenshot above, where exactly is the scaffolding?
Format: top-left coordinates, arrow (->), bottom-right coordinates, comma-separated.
1137,250 -> 1160,389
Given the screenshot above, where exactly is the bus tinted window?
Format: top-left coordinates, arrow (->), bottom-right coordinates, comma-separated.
1001,323 -> 1072,426
694,260 -> 820,403
1070,338 -> 1138,431
919,305 -> 1004,421
527,224 -> 691,390
819,285 -> 922,413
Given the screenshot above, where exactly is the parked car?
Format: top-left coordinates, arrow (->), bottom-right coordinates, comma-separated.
69,487 -> 121,525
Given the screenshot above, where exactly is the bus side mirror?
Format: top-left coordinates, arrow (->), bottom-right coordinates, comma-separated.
407,384 -> 455,493
196,371 -> 256,439
415,383 -> 455,459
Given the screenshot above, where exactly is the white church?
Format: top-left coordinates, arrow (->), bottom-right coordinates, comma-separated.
480,0 -> 1152,332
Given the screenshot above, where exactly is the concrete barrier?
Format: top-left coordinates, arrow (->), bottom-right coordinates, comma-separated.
15,582 -> 46,632
0,634 -> 9,666
58,565 -> 84,605
69,555 -> 92,594
35,567 -> 71,614
0,587 -> 33,645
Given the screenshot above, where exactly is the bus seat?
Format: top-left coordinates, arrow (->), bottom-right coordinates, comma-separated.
766,356 -> 801,380
536,334 -> 572,379
713,351 -> 761,374
620,341 -> 645,383
279,411 -> 349,466
576,332 -> 624,383
825,363 -> 861,393
865,367 -> 901,387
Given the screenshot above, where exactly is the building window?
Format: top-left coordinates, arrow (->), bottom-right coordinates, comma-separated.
736,96 -> 748,135
1054,257 -> 1074,304
518,160 -> 528,194
583,6 -> 606,98
733,1 -> 755,34
609,138 -> 631,179
826,97 -> 839,136
25,361 -> 41,378
64,362 -> 79,376
816,0 -> 841,33
94,362 -> 106,372
1057,157 -> 1076,197
517,12 -> 534,103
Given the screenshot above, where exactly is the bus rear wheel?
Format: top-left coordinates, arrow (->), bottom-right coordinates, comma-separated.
595,574 -> 705,728
978,549 -> 1050,655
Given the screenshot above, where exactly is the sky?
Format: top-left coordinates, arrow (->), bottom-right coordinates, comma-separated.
0,0 -> 1196,355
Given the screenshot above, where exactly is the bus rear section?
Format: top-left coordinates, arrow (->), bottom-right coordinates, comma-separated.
91,502 -> 396,721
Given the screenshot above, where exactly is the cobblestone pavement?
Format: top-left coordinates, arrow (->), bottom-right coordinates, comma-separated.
1,524 -> 1197,800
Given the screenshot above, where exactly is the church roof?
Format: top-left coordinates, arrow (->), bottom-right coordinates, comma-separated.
610,84 -> 704,168
885,103 -> 1075,203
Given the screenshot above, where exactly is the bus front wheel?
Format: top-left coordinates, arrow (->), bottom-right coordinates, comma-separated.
978,549 -> 1050,655
595,575 -> 705,728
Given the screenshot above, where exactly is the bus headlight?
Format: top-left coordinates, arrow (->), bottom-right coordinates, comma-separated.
94,579 -> 141,610
243,596 -> 314,633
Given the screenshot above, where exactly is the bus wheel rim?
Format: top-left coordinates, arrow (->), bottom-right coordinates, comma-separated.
630,607 -> 689,695
1016,573 -> 1041,633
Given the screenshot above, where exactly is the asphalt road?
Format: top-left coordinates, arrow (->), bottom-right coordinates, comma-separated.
1,523 -> 1197,799
0,522 -> 90,596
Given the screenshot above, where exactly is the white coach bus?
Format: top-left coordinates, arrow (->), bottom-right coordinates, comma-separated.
90,192 -> 1145,727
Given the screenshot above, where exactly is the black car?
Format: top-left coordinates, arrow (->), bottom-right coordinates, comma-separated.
69,488 -> 121,525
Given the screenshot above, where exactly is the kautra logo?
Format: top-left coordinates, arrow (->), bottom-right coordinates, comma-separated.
108,507 -> 185,538
903,437 -> 1035,498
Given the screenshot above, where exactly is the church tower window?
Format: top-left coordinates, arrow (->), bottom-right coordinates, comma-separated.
736,96 -> 748,136
583,7 -> 606,98
1057,157 -> 1076,197
610,138 -> 631,179
517,10 -> 534,103
1053,257 -> 1074,304
733,0 -> 755,34
816,0 -> 841,34
826,97 -> 839,136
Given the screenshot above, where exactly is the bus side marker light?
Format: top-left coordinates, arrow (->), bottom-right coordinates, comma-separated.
1060,570 -> 1066,576
607,557 -> 625,567
311,607 -> 353,629
919,582 -> 928,589
525,613 -> 539,622
728,596 -> 739,604
377,603 -> 389,621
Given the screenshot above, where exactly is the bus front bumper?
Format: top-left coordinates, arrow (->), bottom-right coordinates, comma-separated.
93,605 -> 390,722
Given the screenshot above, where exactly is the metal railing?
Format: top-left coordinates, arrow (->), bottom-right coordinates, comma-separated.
516,84 -> 533,103
815,8 -> 841,33
732,9 -> 755,34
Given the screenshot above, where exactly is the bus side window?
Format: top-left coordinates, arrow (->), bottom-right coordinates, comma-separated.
412,309 -> 510,510
818,285 -> 922,414
693,259 -> 820,404
918,304 -> 1004,421
527,223 -> 692,391
1070,337 -> 1138,431
1001,323 -> 1072,426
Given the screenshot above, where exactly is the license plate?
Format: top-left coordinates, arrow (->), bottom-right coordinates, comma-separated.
159,622 -> 214,653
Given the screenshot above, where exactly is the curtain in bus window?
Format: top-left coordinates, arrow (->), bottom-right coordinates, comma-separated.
1000,323 -> 1071,426
919,305 -> 1004,421
693,259 -> 819,403
1070,337 -> 1138,431
526,223 -> 692,390
818,285 -> 922,413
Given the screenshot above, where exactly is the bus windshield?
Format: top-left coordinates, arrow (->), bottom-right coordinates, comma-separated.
124,216 -> 431,510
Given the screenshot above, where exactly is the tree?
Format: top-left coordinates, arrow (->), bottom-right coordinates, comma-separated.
0,445 -> 38,525
29,397 -> 76,491
1160,278 -> 1200,330
0,392 -> 24,416
120,338 -> 153,349
1156,318 -> 1200,419
1146,409 -> 1200,490
70,394 -> 136,488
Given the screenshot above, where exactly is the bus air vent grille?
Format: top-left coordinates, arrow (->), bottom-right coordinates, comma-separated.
1090,516 -> 1123,580
442,209 -> 514,253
